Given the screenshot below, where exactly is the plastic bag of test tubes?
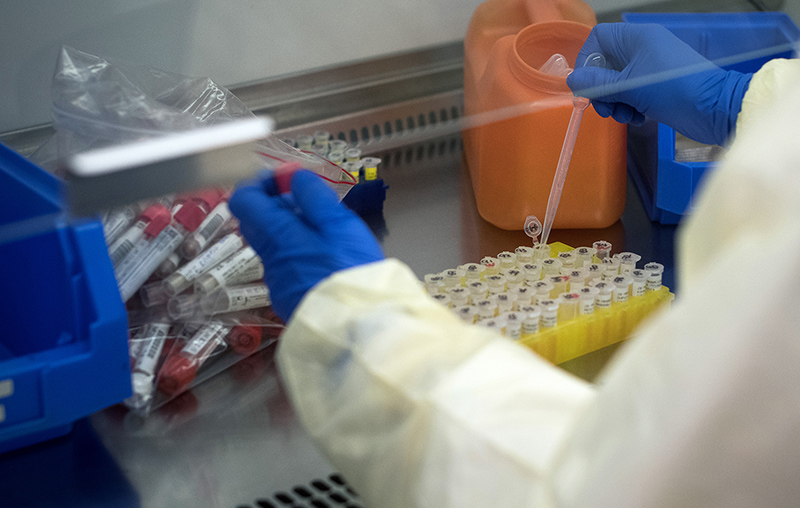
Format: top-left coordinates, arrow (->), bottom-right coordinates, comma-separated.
102,187 -> 285,416
423,241 -> 673,365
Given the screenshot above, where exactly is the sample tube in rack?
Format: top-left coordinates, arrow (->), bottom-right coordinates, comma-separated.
547,275 -> 570,298
615,252 -> 642,275
474,299 -> 497,321
574,246 -> 596,268
361,157 -> 382,181
566,269 -> 588,291
467,281 -> 489,304
557,292 -> 580,322
496,293 -> 514,314
453,305 -> 478,324
539,299 -> 559,329
313,130 -> 331,149
592,281 -> 614,309
541,258 -> 563,276
344,147 -> 362,162
578,286 -> 599,315
447,287 -> 469,307
504,269 -> 524,290
532,243 -> 551,261
630,269 -> 647,297
297,134 -> 314,151
592,241 -> 612,260
498,312 -> 523,340
521,263 -> 542,285
531,280 -> 555,305
514,246 -> 534,265
461,263 -> 485,281
431,294 -> 452,307
511,286 -> 533,308
519,306 -> 542,336
496,251 -> 516,270
480,256 -> 500,275
601,257 -> 621,280
611,275 -> 633,303
557,251 -> 576,269
329,139 -> 349,153
485,274 -> 507,294
644,262 -> 664,291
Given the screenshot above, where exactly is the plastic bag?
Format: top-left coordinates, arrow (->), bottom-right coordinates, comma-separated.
31,46 -> 355,198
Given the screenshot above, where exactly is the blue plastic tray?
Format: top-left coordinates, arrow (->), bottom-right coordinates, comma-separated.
623,12 -> 800,223
0,143 -> 131,454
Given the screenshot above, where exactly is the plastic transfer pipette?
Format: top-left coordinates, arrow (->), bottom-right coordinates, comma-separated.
538,53 -> 606,247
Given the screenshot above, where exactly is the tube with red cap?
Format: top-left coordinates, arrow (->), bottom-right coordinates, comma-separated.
116,190 -> 225,301
157,321 -> 231,395
114,206 -> 175,282
108,204 -> 172,268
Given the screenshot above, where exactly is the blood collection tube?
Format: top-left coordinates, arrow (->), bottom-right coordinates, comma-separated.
592,281 -> 614,309
114,207 -> 175,283
344,147 -> 362,162
496,251 -> 516,270
361,157 -> 381,181
453,305 -> 478,324
461,263 -> 485,281
163,233 -> 245,296
194,246 -> 259,295
592,241 -> 613,260
475,299 -> 497,321
503,269 -> 524,290
103,202 -> 145,245
126,320 -> 172,410
431,293 -> 452,308
611,275 -> 633,303
532,243 -> 551,261
226,258 -> 265,286
557,251 -> 576,269
541,258 -> 563,276
480,256 -> 500,276
539,299 -> 559,329
467,281 -> 489,304
498,311 -> 523,340
226,318 -> 266,356
180,201 -> 233,259
531,280 -> 554,305
447,287 -> 469,307
108,204 -> 171,267
547,275 -> 570,298
644,262 -> 664,291
158,321 -> 231,395
567,269 -> 588,291
201,283 -> 271,315
557,292 -> 580,322
116,197 -> 220,302
615,252 -> 642,275
514,246 -> 534,265
574,246 -> 597,268
630,269 -> 648,297
485,274 -> 507,295
520,306 -> 542,336
156,252 -> 182,278
167,294 -> 201,320
578,286 -> 599,315
521,263 -> 542,285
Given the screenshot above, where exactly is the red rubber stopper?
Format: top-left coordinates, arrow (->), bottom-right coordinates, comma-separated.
173,201 -> 207,232
228,324 -> 262,355
157,355 -> 198,395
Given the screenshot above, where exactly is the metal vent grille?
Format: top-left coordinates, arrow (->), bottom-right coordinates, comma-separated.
238,474 -> 363,508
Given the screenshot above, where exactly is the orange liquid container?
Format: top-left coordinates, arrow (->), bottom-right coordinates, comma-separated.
463,0 -> 627,231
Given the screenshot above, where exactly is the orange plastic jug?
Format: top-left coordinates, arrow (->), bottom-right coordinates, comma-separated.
463,0 -> 627,231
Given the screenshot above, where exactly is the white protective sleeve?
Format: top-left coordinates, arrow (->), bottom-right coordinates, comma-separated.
278,58 -> 800,508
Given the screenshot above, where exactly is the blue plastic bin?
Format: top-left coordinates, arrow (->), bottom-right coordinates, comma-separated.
0,142 -> 131,454
623,12 -> 800,223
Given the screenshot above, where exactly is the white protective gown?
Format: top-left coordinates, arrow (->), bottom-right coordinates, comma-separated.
277,58 -> 800,508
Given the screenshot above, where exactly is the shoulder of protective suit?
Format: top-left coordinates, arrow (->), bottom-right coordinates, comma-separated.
737,58 -> 800,136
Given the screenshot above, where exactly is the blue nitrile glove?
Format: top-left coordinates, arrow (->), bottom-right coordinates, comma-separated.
229,169 -> 385,322
566,23 -> 753,146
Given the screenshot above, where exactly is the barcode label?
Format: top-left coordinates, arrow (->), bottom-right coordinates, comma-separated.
199,214 -> 225,241
110,240 -> 135,265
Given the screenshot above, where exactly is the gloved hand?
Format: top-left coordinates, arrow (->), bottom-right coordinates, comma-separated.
229,169 -> 385,322
566,23 -> 753,146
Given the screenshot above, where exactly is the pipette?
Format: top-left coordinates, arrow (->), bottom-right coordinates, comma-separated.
538,53 -> 607,247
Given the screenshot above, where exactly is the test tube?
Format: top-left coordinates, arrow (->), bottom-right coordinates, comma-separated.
475,299 -> 497,321
447,287 -> 470,307
496,251 -> 516,270
425,276 -> 446,295
514,246 -> 534,265
503,269 -> 524,290
557,292 -> 580,322
467,281 -> 489,304
585,263 -> 603,283
557,251 -> 576,269
630,269 -> 647,297
441,268 -> 464,289
431,293 -> 452,308
341,161 -> 362,183
574,246 -> 597,268
329,139 -> 349,153
313,130 -> 331,149
226,257 -> 265,286
566,269 -> 588,291
461,263 -> 485,281
311,144 -> 328,157
644,262 -> 664,291
126,320 -> 172,409
156,252 -> 182,278
485,274 -> 507,294
344,147 -> 362,162
611,275 -> 633,303
201,283 -> 271,315
601,257 -> 621,280
578,286 -> 599,315
496,293 -> 514,314
480,256 -> 500,276
532,243 -> 551,261
163,233 -> 245,296
541,258 -> 563,276
327,150 -> 345,166
520,306 -> 542,336
226,318 -> 266,356
108,204 -> 171,267
103,202 -> 145,245
498,311 -> 523,340
114,209 -> 173,280
453,305 -> 478,324
592,281 -> 614,309
139,281 -> 169,308
511,286 -> 533,309
531,280 -> 554,305
180,201 -> 233,260
592,241 -> 613,260
547,275 -> 570,298
361,157 -> 382,181
194,246 -> 260,295
615,252 -> 642,275
539,299 -> 559,329
521,263 -> 542,285
297,134 -> 314,151
158,321 -> 231,395
479,318 -> 505,333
